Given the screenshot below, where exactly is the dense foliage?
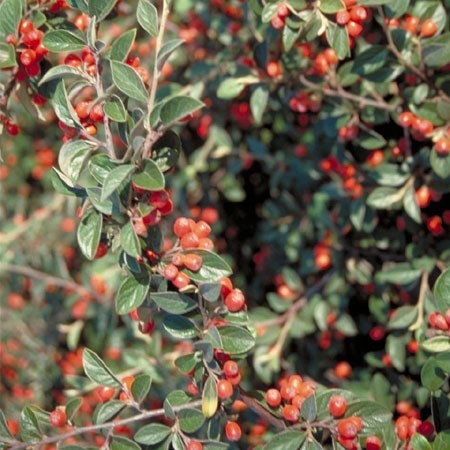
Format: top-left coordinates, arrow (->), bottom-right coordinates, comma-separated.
1,0 -> 450,449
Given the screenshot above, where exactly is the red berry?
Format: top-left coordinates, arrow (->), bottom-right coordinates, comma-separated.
20,49 -> 36,67
74,13 -> 90,31
282,404 -> 300,422
334,361 -> 352,379
49,408 -> 67,427
198,238 -> 214,250
435,137 -> 450,155
365,435 -> 382,450
395,416 -> 410,440
183,254 -> 203,272
271,16 -> 285,30
336,10 -> 350,26
174,217 -> 194,237
143,209 -> 162,226
180,232 -> 200,249
187,441 -> 203,450
350,6 -> 368,22
149,190 -> 170,208
163,263 -> 179,280
329,394 -> 348,418
194,220 -> 212,238
346,20 -> 363,37
159,199 -> 174,216
96,386 -> 116,402
223,360 -> 239,378
172,271 -> 190,289
225,421 -> 242,441
89,104 -> 104,123
420,19 -> 438,38
22,29 -> 44,48
94,242 -> 108,259
276,3 -> 289,18
267,61 -> 282,78
19,20 -> 34,35
337,418 -> 358,439
224,288 -> 246,312
217,379 -> 234,399
265,388 -> 282,408
417,421 -> 434,437
75,101 -> 91,120
415,185 -> 431,208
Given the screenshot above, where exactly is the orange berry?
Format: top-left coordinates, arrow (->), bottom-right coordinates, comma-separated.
49,408 -> 67,427
282,404 -> 300,422
334,361 -> 352,379
217,379 -> 234,399
265,388 -> 282,408
420,19 -> 438,38
329,394 -> 347,418
224,288 -> 246,312
225,421 -> 241,441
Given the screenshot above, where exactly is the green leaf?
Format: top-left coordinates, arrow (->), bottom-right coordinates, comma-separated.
51,168 -> 86,197
217,78 -> 246,100
250,85 -> 269,125
111,436 -> 141,450
53,81 -> 80,128
110,29 -> 137,61
94,401 -> 125,424
0,0 -> 22,38
88,0 -> 116,21
39,65 -> 83,85
120,221 -> 141,258
430,148 -> 450,179
403,184 -> 421,223
368,164 -> 409,187
131,374 -> 152,404
182,249 -> 232,283
387,334 -> 406,371
137,0 -> 158,37
319,0 -> 345,14
89,153 -> 116,183
66,0 -> 89,13
131,159 -> 165,191
163,315 -> 197,339
367,186 -> 404,210
0,43 -> 17,69
421,353 -> 450,390
261,4 -> 278,23
345,400 -> 392,433
358,0 -> 390,4
334,314 -> 358,336
387,306 -> 417,330
376,264 -> 422,285
160,96 -> 204,126
264,430 -> 305,450
43,30 -> 86,52
434,431 -> 450,450
301,395 -> 317,421
434,268 -> 450,312
101,164 -> 135,201
66,397 -> 82,421
104,95 -> 127,122
199,283 -> 221,302
178,408 -> 205,433
352,46 -> 388,76
422,41 -> 450,68
205,325 -> 255,355
110,61 -> 148,103
19,407 -> 41,443
151,291 -> 197,315
134,424 -> 172,445
0,410 -> 13,440
202,376 -> 218,418
77,209 -> 102,260
115,273 -> 150,315
58,140 -> 95,183
326,22 -> 350,60
421,336 -> 450,353
83,348 -> 121,388
157,39 -> 184,69
164,390 -> 190,419
175,353 -> 200,373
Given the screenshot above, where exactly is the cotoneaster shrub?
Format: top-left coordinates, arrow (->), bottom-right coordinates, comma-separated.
1,0 -> 450,449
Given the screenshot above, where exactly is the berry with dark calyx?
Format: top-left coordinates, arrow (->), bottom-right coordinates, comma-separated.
49,408 -> 67,427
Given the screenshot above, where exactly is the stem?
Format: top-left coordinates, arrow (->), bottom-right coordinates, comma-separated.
8,400 -> 203,450
141,0 -> 170,159
409,271 -> 429,331
300,75 -> 398,112
0,262 -> 107,302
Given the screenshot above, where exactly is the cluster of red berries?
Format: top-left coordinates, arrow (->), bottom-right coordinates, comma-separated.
72,99 -> 105,138
387,15 -> 438,38
289,90 -> 322,114
1,116 -> 20,137
265,374 -> 316,423
270,3 -> 289,30
428,309 -> 450,332
311,48 -> 339,76
398,111 -> 435,140
395,415 -> 434,443
335,0 -> 370,39
7,19 -> 48,79
131,188 -> 174,237
335,416 -> 364,450
217,360 -> 241,399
